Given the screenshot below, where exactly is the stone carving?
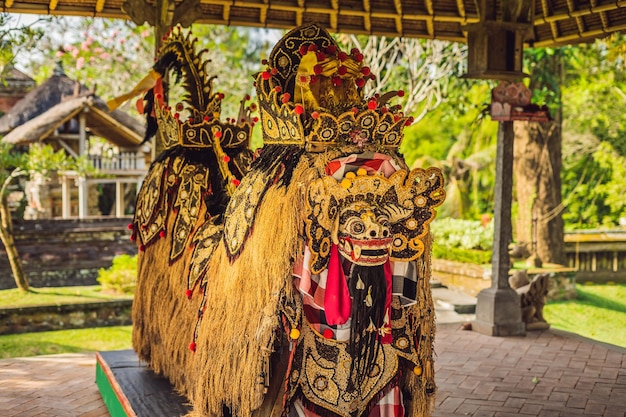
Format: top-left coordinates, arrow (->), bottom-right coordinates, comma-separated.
509,270 -> 551,330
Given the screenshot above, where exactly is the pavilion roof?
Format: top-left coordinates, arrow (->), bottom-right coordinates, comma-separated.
1,0 -> 625,47
1,94 -> 145,148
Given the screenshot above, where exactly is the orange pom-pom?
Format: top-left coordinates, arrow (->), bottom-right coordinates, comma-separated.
290,328 -> 301,340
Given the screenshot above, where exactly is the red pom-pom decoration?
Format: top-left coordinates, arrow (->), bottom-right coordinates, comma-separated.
313,64 -> 323,75
316,51 -> 326,61
185,289 -> 193,299
218,93 -> 225,100
262,71 -> 271,80
203,115 -> 210,121
338,66 -> 347,75
311,111 -> 320,119
155,93 -> 162,100
326,45 -> 337,54
361,66 -> 371,76
252,116 -> 259,123
175,102 -> 184,111
261,59 -> 268,65
367,99 -> 378,110
323,329 -> 334,339
338,51 -> 348,61
270,67 -> 278,75
355,53 -> 364,63
351,107 -> 359,114
356,78 -> 366,88
294,104 -> 304,115
307,44 -> 318,52
332,76 -> 342,86
130,234 -> 136,242
159,230 -> 166,238
299,44 -> 308,55
174,113 -> 180,119
189,342 -> 197,352
281,93 -> 291,104
139,244 -> 146,252
127,223 -> 134,230
398,90 -> 405,97
274,86 -> 282,93
214,131 -> 223,139
223,155 -> 231,163
232,178 -> 241,186
351,47 -> 360,55
245,94 -> 251,101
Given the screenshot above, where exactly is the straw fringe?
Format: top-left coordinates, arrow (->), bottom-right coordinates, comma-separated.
188,161 -> 316,417
403,233 -> 437,417
132,204 -> 208,398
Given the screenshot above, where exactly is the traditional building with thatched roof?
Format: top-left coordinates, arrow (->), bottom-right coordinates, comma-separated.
0,63 -> 148,219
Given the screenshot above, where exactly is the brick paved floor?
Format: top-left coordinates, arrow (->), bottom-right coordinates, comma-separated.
433,324 -> 626,417
1,326 -> 625,417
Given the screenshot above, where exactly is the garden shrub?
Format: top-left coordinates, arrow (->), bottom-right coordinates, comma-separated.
430,218 -> 493,264
97,254 -> 137,294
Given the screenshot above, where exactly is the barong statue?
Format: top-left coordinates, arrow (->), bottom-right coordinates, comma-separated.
128,23 -> 445,417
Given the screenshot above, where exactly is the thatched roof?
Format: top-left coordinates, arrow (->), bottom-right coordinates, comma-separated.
1,94 -> 145,148
0,73 -> 91,134
1,0 -> 625,47
0,66 -> 35,93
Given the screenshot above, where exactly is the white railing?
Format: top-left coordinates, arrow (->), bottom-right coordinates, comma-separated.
88,152 -> 145,171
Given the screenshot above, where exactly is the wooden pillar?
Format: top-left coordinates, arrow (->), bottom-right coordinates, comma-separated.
79,111 -> 87,156
61,176 -> 71,219
472,121 -> 526,336
78,176 -> 88,219
116,181 -> 124,217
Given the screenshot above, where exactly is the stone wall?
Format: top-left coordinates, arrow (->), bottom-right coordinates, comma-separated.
0,299 -> 133,334
0,218 -> 136,290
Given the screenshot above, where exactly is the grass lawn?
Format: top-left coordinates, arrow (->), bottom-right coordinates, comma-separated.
0,326 -> 133,359
0,284 -> 624,359
544,283 -> 626,348
0,285 -> 132,308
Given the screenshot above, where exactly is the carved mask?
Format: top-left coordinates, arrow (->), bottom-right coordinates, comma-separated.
332,201 -> 393,266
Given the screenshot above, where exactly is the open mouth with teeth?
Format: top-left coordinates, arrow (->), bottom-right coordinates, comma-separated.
337,237 -> 393,265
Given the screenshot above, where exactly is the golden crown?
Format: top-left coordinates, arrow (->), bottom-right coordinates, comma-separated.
256,24 -> 412,153
152,29 -> 255,153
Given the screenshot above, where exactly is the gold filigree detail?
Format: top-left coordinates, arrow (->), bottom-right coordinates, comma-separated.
169,162 -> 210,262
134,157 -> 169,247
304,167 -> 445,274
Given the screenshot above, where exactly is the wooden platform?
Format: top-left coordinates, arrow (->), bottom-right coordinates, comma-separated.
95,350 -> 191,417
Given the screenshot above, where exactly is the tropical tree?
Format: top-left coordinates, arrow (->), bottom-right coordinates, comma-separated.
560,34 -> 626,229
0,13 -> 48,82
513,47 -> 567,265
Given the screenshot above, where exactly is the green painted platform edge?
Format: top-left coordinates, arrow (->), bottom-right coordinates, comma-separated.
96,351 -> 136,417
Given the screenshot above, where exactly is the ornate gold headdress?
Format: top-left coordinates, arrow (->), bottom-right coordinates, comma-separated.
256,24 -> 412,153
